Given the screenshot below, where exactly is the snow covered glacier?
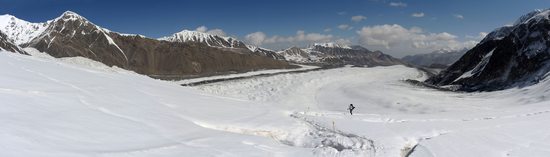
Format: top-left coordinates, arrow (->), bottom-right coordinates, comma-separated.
2,50 -> 550,157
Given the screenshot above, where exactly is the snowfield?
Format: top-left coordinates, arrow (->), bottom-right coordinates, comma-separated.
194,63 -> 550,156
2,51 -> 550,157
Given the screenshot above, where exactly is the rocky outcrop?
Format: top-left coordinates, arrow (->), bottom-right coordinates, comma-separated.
426,9 -> 550,91
0,31 -> 25,54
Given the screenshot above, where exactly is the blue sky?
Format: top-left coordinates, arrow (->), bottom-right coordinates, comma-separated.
1,0 -> 549,57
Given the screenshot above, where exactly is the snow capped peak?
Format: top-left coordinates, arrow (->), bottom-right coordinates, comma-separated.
481,9 -> 550,43
513,8 -> 550,26
161,29 -> 221,42
57,10 -> 88,22
0,14 -> 48,45
159,29 -> 248,49
312,42 -> 352,49
163,29 -> 237,41
0,14 -> 16,21
62,10 -> 78,16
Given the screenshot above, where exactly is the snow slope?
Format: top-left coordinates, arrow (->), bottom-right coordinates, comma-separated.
195,65 -> 550,157
1,51 -> 363,157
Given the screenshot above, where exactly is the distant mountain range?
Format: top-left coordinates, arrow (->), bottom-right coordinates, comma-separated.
158,30 -> 285,60
426,9 -> 550,91
277,43 -> 403,66
402,48 -> 468,68
0,11 -> 403,78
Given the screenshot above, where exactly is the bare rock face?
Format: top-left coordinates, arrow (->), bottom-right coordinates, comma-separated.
426,9 -> 550,91
25,11 -> 294,78
0,31 -> 25,54
26,11 -> 129,68
110,34 -> 293,77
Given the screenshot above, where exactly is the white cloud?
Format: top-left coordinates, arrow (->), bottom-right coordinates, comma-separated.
245,31 -> 333,46
206,29 -> 226,36
195,26 -> 227,36
351,15 -> 367,22
357,24 -> 477,51
292,30 -> 333,43
324,28 -> 332,32
245,32 -> 267,46
411,12 -> 425,18
338,24 -> 353,30
334,38 -> 352,46
389,2 -> 407,7
454,14 -> 464,19
337,11 -> 347,15
196,26 -> 208,32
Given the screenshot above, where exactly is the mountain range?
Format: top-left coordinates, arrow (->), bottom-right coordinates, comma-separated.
402,48 -> 468,68
0,11 -> 403,79
277,43 -> 404,66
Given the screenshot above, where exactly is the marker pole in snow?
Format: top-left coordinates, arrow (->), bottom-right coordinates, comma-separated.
332,121 -> 335,131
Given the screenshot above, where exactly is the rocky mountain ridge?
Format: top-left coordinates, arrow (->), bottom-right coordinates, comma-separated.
426,9 -> 550,91
277,42 -> 404,66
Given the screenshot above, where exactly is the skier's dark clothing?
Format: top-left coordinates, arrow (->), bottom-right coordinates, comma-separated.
348,104 -> 355,115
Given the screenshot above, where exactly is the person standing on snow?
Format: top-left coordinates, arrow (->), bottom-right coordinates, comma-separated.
348,104 -> 355,115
